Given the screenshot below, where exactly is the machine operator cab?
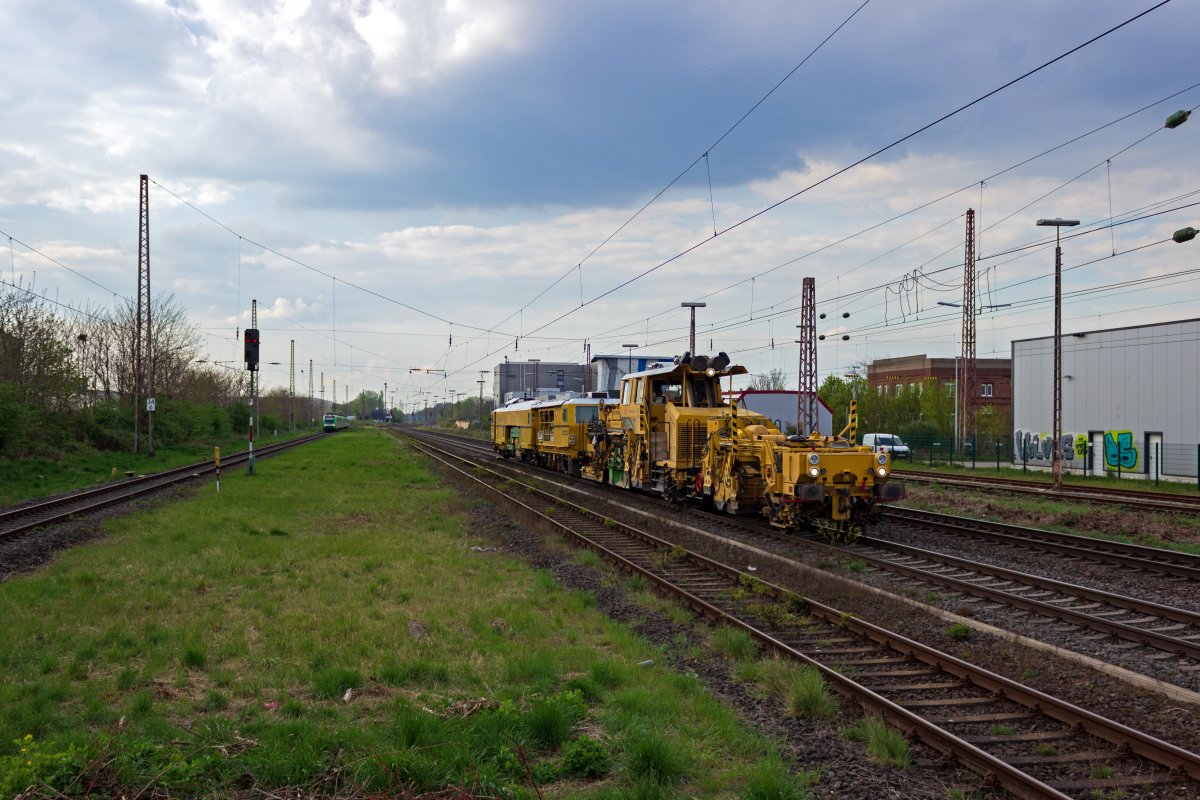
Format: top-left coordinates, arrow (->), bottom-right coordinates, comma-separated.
616,352 -> 739,434
613,352 -> 747,491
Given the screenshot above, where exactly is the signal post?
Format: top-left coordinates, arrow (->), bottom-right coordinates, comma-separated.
244,323 -> 260,475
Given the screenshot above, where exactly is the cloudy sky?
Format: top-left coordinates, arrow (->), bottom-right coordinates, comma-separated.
2,0 -> 1197,409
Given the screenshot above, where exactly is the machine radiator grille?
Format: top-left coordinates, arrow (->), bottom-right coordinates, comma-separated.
675,421 -> 707,464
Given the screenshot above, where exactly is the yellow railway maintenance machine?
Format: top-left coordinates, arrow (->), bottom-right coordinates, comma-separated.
603,354 -> 904,542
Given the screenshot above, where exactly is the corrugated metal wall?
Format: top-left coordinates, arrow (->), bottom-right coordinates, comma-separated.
1012,319 -> 1200,476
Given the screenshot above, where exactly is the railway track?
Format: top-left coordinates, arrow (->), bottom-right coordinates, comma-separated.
0,434 -> 325,543
898,468 -> 1200,514
401,430 -> 1200,799
415,430 -> 1200,689
883,506 -> 1200,580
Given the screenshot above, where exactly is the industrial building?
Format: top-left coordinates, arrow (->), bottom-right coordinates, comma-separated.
492,360 -> 587,406
589,353 -> 677,394
1011,317 -> 1200,479
726,390 -> 832,436
867,354 -> 1012,416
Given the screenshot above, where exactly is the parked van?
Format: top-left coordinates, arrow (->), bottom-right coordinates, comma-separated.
862,433 -> 911,460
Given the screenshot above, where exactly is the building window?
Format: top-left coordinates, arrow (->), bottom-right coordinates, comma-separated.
895,383 -> 902,395
981,383 -> 994,397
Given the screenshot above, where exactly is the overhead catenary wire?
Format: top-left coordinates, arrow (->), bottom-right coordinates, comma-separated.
455,0 -> 875,356
496,1 -> 1174,362
560,72 -> 1200,359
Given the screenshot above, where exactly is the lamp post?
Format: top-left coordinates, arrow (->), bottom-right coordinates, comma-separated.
1036,217 -> 1080,490
621,343 -> 639,377
680,302 -> 706,354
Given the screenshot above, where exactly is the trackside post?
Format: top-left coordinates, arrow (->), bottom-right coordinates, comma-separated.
215,447 -> 221,493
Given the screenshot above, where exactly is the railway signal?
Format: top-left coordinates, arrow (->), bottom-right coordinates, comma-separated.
244,328 -> 260,371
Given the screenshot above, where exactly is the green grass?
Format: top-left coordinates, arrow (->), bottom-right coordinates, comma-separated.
0,426 -> 317,506
0,429 -> 796,798
843,716 -> 913,768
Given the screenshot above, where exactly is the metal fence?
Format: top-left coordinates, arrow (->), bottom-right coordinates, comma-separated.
893,434 -> 1200,488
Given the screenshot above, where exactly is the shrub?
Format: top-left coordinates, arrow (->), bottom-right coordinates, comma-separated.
0,735 -> 84,798
524,690 -> 586,749
561,735 -> 611,778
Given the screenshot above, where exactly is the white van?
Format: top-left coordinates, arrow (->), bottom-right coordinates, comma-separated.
862,433 -> 911,460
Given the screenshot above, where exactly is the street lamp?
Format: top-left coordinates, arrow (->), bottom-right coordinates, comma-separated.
680,302 -> 706,354
621,343 -> 639,376
1036,217 -> 1080,491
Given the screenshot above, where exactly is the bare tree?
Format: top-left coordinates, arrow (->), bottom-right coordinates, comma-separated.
747,368 -> 787,391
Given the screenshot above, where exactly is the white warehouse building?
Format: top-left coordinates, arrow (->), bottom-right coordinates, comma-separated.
1011,317 -> 1200,480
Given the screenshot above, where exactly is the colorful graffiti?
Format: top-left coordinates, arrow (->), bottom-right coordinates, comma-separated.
1103,430 -> 1139,471
1073,433 -> 1088,460
1012,428 -> 1141,472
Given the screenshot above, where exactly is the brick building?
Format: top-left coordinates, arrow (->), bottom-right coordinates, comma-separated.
866,354 -> 1012,414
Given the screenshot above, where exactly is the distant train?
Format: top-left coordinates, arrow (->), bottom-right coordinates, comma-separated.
323,414 -> 350,432
492,352 -> 904,541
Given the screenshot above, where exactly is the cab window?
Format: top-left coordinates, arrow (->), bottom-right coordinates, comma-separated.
621,382 -> 633,404
688,377 -> 715,407
575,406 -> 599,423
634,380 -> 645,405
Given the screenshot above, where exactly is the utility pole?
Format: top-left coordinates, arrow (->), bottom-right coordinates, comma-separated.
289,339 -> 296,432
308,360 -> 314,427
680,302 -> 705,355
795,277 -> 817,436
960,209 -> 977,456
583,341 -> 591,392
134,174 -> 154,455
477,371 -> 486,423
245,300 -> 259,475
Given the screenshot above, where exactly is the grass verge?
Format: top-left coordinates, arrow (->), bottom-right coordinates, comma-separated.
0,427 -> 319,507
1,428 -> 807,798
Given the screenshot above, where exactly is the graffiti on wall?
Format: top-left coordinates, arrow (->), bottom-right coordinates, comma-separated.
1103,430 -> 1139,470
1013,428 -> 1140,471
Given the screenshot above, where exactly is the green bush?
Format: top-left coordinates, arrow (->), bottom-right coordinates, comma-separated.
0,734 -> 84,798
524,690 -> 586,749
562,735 -> 611,777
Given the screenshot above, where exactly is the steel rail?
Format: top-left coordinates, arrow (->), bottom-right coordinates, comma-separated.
401,431 -> 1200,799
0,434 -> 324,542
898,469 -> 1200,513
817,533 -> 1200,661
885,506 -> 1200,580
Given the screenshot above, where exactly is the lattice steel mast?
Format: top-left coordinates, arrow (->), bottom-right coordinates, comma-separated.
960,209 -> 977,452
134,174 -> 154,455
795,277 -> 817,436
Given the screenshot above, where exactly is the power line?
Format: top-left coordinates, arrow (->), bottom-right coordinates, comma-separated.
509,1 -> 1173,351
459,0 -> 874,353
0,229 -> 127,300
